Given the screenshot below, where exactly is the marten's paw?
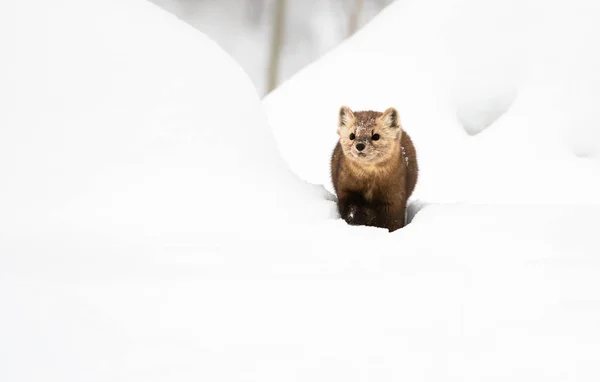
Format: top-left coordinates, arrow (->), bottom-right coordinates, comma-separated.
343,204 -> 377,226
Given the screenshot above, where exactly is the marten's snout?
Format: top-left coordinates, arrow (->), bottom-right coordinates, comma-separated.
355,143 -> 366,151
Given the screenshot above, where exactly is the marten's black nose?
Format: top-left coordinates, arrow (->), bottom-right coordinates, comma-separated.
356,143 -> 365,151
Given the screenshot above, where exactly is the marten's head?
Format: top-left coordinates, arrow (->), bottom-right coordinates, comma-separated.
337,106 -> 402,165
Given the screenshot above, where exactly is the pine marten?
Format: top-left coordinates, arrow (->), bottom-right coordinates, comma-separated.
330,106 -> 418,232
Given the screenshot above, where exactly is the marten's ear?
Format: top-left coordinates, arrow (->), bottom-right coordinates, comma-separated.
380,107 -> 400,128
338,106 -> 355,128
380,107 -> 402,139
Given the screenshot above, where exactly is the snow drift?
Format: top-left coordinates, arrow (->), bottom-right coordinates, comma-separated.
264,0 -> 600,205
0,0 -> 332,242
1,0 -> 600,381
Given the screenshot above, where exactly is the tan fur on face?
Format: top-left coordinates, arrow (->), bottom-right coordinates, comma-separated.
338,106 -> 403,166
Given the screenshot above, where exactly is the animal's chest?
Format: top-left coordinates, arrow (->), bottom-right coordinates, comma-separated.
350,174 -> 391,202
341,158 -> 405,202
360,180 -> 379,201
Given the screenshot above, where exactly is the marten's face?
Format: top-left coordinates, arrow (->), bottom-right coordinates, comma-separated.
337,106 -> 402,164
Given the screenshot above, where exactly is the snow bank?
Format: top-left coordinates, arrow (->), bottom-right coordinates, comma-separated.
3,203 -> 600,382
149,0 -> 395,96
0,0 -> 333,243
2,0 -> 600,381
264,0 -> 600,205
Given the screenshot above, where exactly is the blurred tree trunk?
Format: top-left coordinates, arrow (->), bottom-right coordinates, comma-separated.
348,0 -> 365,37
247,0 -> 266,24
267,0 -> 286,92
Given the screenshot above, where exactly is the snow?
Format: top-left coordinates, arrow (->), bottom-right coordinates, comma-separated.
0,0 -> 332,243
3,205 -> 600,381
2,0 -> 600,381
264,0 -> 600,205
149,0 -> 394,96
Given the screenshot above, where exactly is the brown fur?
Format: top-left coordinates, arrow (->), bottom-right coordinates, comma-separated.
331,106 -> 418,232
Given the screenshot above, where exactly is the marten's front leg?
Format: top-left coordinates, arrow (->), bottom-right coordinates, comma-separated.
337,190 -> 376,227
374,201 -> 406,232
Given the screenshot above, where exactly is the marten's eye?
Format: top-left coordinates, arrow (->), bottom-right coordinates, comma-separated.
349,133 -> 356,140
372,133 -> 380,141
